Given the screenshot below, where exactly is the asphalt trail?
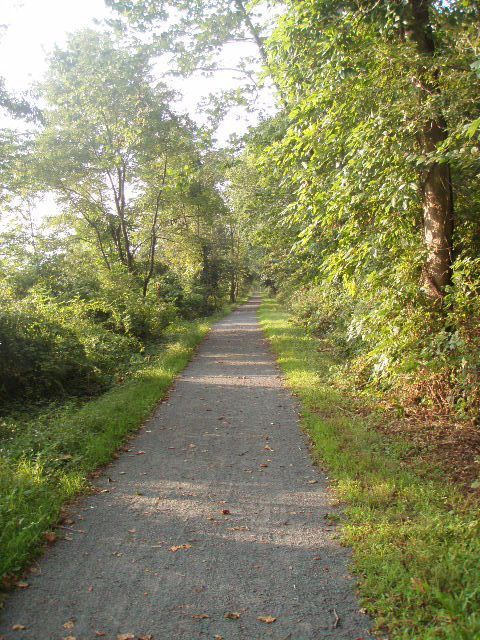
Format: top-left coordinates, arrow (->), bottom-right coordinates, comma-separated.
0,297 -> 372,640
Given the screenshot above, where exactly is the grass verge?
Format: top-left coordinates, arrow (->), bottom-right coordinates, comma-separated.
259,298 -> 480,640
0,307 -> 234,582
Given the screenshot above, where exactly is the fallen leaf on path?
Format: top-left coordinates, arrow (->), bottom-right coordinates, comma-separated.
128,529 -> 137,534
264,445 -> 273,451
117,634 -> 135,640
224,612 -> 241,620
136,451 -> 146,455
214,636 -> 224,640
16,581 -> 29,589
11,625 -> 27,631
169,544 -> 192,552
307,480 -> 318,485
94,632 -> 106,637
63,620 -> 75,629
138,635 -> 153,640
44,531 -> 57,543
192,614 -> 210,619
62,636 -> 76,640
221,509 -> 231,515
258,616 -> 277,624
260,464 -> 268,468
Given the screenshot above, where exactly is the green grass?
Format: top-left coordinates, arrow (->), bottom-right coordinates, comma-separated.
259,298 -> 480,640
0,308 -> 234,581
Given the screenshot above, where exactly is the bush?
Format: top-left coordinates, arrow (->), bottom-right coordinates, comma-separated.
0,287 -> 139,401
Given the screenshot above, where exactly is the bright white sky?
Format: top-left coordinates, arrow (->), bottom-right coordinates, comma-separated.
0,0 -> 274,140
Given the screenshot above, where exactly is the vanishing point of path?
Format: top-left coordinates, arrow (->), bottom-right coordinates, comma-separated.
0,298 -> 372,640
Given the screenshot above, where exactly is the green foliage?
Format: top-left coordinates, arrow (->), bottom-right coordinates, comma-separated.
226,0 -> 480,418
0,283 -> 139,401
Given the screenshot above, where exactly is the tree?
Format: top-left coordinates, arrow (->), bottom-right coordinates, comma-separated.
35,29 -> 197,294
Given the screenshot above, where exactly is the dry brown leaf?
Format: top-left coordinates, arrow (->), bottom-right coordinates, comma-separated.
95,633 -> 106,637
44,531 -> 57,543
307,480 -> 318,485
192,614 -> 210,619
16,581 -> 29,589
11,625 -> 27,631
224,612 -> 241,620
214,636 -> 224,640
221,509 -> 231,515
116,634 -> 135,640
258,615 -> 277,624
138,636 -> 153,640
260,464 -> 269,468
63,620 -> 75,629
62,636 -> 77,640
169,544 -> 192,552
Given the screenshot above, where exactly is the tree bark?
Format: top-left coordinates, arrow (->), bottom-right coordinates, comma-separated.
406,0 -> 454,300
229,272 -> 236,303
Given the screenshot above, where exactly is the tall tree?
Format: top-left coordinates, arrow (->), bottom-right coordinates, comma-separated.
35,29 -> 196,292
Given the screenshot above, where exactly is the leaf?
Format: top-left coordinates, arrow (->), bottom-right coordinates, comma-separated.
169,544 -> 192,552
192,614 -> 210,619
221,509 -> 231,515
16,581 -> 29,589
11,625 -> 27,631
63,637 -> 77,640
63,620 -> 75,629
224,612 -> 241,619
214,636 -> 224,640
95,633 -> 106,637
138,636 -> 154,640
466,118 -> 480,139
117,634 -> 135,640
258,615 -> 277,623
44,531 -> 57,543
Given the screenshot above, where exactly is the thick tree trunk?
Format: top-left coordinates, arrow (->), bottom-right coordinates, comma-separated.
406,0 -> 454,300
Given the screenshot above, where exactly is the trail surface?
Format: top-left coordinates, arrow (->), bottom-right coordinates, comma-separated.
0,297 -> 372,640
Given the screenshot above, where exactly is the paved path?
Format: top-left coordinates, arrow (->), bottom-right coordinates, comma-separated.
0,298 -> 372,640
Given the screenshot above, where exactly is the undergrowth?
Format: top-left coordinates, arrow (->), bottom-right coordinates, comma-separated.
0,307 -> 233,581
259,298 -> 480,640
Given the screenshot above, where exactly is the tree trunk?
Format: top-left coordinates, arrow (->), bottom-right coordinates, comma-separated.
229,272 -> 236,303
406,0 -> 454,300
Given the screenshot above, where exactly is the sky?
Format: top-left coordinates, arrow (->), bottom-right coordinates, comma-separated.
0,0 -> 275,140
